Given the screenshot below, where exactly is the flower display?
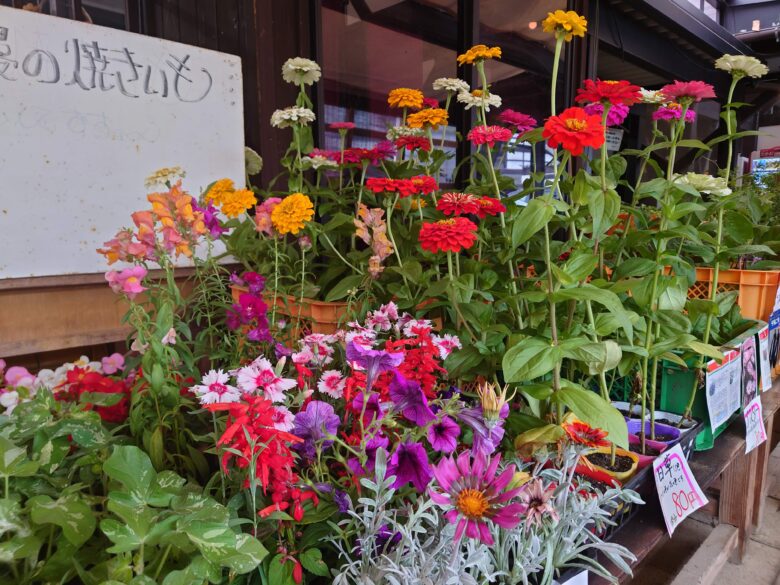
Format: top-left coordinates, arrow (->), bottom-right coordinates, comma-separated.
387,87 -> 425,110
715,54 -> 768,79
427,415 -> 460,453
467,125 -> 513,148
365,176 -> 438,197
293,400 -> 340,459
418,217 -> 478,254
388,372 -> 436,425
354,204 -> 394,278
394,135 -> 431,151
498,109 -> 537,133
281,57 -> 322,85
542,106 -> 605,156
406,107 -> 449,129
457,44 -> 502,65
329,121 -> 356,130
575,79 -> 641,106
191,369 -> 241,404
563,420 -> 610,448
205,178 -> 235,206
220,188 -> 257,218
270,193 -> 314,235
542,10 -> 588,41
387,441 -> 433,492
270,106 -> 316,128
236,358 -> 297,402
639,88 -> 665,104
475,196 -> 507,218
519,478 -> 559,529
429,450 -> 524,545
145,166 -> 185,189
660,80 -> 715,103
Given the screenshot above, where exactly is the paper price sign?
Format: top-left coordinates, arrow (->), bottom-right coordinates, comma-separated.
758,326 -> 772,392
744,396 -> 767,454
653,444 -> 708,536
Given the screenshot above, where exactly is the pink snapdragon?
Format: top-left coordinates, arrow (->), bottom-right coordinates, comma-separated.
105,266 -> 148,300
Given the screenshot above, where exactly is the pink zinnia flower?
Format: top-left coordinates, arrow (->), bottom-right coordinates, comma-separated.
660,80 -> 715,103
652,103 -> 697,123
105,266 -> 147,300
498,109 -> 537,133
429,450 -> 526,545
583,102 -> 630,127
329,121 -> 356,130
468,125 -> 513,148
190,370 -> 241,405
101,353 -> 125,375
236,358 -> 297,402
317,369 -> 346,399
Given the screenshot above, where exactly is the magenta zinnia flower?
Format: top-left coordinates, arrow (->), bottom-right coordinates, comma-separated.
498,109 -> 537,133
652,104 -> 696,123
583,102 -> 630,127
387,441 -> 433,492
660,80 -> 715,103
429,450 -> 525,545
520,478 -> 559,529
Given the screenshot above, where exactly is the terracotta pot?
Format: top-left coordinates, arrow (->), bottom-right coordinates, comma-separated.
231,285 -> 349,335
627,433 -> 668,469
580,446 -> 639,483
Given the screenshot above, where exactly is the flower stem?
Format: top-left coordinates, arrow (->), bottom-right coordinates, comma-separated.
271,236 -> 279,327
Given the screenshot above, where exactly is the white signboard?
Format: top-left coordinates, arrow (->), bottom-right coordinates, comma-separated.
758,326 -> 773,392
653,443 -> 708,536
744,396 -> 767,454
0,7 -> 244,278
705,348 -> 742,429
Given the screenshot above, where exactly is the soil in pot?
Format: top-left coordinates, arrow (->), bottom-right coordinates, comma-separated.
585,452 -> 635,473
628,443 -> 661,457
650,432 -> 677,443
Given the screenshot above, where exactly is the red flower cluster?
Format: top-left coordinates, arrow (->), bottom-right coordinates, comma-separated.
366,175 -> 438,198
207,396 -> 302,506
385,325 -> 447,398
419,217 -> 478,254
542,107 -> 605,157
575,79 -> 641,106
57,367 -> 131,423
310,140 -> 395,166
421,97 -> 440,108
394,135 -> 431,152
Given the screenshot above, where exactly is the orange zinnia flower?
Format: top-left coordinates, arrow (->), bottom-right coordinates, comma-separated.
542,107 -> 604,156
388,88 -> 425,110
457,44 -> 502,66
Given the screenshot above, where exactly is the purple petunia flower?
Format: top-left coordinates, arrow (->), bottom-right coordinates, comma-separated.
351,391 -> 386,426
387,441 -> 433,492
346,341 -> 404,391
457,403 -> 508,457
314,483 -> 352,513
427,415 -> 461,453
389,372 -> 436,426
293,400 -> 340,459
347,433 -> 389,477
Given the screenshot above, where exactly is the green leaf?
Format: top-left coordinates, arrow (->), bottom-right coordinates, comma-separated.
502,337 -> 561,383
657,278 -> 687,312
221,534 -> 268,573
268,553 -> 296,585
687,340 -> 724,362
299,548 -> 329,576
324,274 -> 363,302
78,391 -> 125,406
103,446 -> 156,501
513,424 -> 564,449
29,494 -> 96,547
511,198 -> 553,248
554,383 -> 628,449
723,211 -> 754,243
0,437 -> 39,479
100,518 -> 141,553
553,285 -> 634,340
615,258 -> 656,280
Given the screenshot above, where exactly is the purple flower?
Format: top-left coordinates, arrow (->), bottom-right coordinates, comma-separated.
351,391 -> 385,426
346,341 -> 404,391
387,441 -> 433,492
427,416 -> 461,453
274,343 -> 293,360
457,403 -> 508,457
347,433 -> 389,476
314,483 -> 352,513
389,372 -> 436,426
192,197 -> 227,239
293,401 -> 340,459
356,523 -> 402,557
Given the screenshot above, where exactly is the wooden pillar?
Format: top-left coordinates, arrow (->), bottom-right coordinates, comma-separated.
752,403 -> 776,528
720,447 -> 760,562
454,0 -> 478,188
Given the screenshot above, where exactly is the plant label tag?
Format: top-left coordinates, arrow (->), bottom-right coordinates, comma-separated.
653,443 -> 708,536
744,396 -> 767,454
705,348 -> 742,429
758,326 -> 772,392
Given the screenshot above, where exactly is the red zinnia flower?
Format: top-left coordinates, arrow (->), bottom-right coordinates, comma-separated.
563,420 -> 610,448
467,125 -> 513,148
419,217 -> 478,253
660,80 -> 715,103
366,176 -> 438,198
475,196 -> 506,218
329,121 -> 356,130
409,175 -> 438,195
498,109 -> 537,133
437,192 -> 481,216
421,97 -> 440,109
542,107 -> 605,157
575,79 -> 641,106
395,136 -> 431,151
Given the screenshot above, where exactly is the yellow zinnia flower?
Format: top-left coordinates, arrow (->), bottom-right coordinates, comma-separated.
205,178 -> 235,206
221,188 -> 257,218
271,193 -> 314,235
542,10 -> 587,41
456,44 -> 502,66
388,88 -> 425,110
406,108 -> 449,130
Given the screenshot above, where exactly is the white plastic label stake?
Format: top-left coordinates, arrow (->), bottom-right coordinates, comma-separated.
744,396 -> 767,454
653,444 -> 708,536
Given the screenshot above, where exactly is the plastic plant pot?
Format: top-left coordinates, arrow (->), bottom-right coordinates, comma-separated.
625,418 -> 681,446
579,446 -> 640,483
628,433 -> 668,469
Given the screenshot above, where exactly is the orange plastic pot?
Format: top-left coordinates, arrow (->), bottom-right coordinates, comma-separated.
579,446 -> 639,483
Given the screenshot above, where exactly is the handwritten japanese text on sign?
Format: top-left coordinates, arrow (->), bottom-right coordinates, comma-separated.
744,396 -> 767,454
653,444 -> 708,536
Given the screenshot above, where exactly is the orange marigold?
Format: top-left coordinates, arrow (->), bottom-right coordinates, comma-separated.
388,88 -> 425,110
406,108 -> 449,130
457,44 -> 502,66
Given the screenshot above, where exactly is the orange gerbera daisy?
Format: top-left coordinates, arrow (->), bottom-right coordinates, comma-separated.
542,107 -> 604,157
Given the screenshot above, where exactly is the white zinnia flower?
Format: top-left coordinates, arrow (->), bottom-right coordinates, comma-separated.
639,88 -> 665,104
715,54 -> 768,79
270,106 -> 316,128
386,126 -> 425,141
144,166 -> 185,190
433,77 -> 470,94
281,57 -> 321,85
674,172 -> 732,197
457,89 -> 502,111
301,155 -> 338,170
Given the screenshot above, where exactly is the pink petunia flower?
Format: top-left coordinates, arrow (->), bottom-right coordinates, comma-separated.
236,358 -> 297,402
317,369 -> 346,399
660,80 -> 715,103
105,266 -> 147,300
101,353 -> 125,375
429,450 -> 526,545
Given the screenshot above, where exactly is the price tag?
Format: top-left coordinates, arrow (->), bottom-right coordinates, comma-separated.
653,443 -> 708,536
705,348 -> 742,429
758,326 -> 772,392
744,396 -> 767,454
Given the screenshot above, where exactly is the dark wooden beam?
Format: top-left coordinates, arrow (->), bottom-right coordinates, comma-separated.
454,0 -> 477,188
